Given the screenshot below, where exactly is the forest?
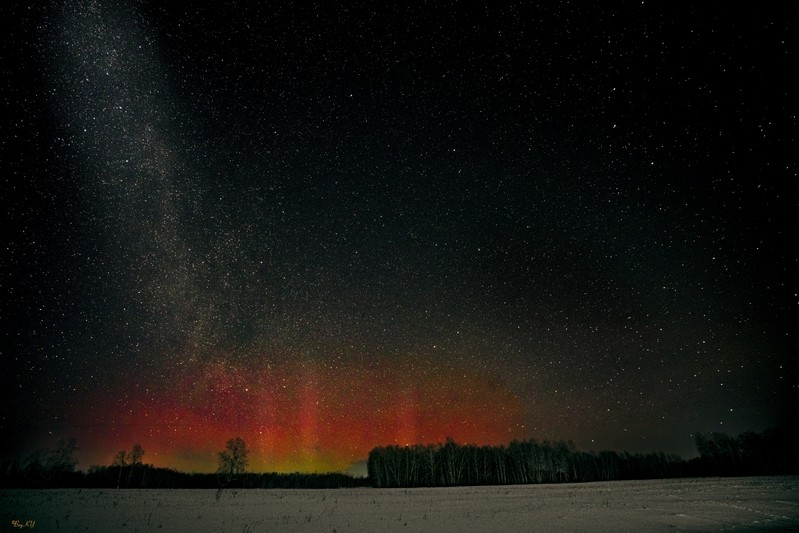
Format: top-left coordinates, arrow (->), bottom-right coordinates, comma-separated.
368,429 -> 798,488
368,438 -> 684,488
1,428 -> 795,489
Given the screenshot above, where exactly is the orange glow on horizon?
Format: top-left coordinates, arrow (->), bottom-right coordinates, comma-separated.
61,348 -> 526,473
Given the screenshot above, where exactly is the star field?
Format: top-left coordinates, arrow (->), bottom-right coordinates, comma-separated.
2,1 -> 797,473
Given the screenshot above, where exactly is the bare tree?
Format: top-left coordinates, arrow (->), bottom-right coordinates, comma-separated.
112,451 -> 128,467
24,437 -> 79,486
217,437 -> 248,487
127,444 -> 144,487
49,437 -> 79,476
129,444 -> 144,465
111,444 -> 145,488
112,450 -> 127,488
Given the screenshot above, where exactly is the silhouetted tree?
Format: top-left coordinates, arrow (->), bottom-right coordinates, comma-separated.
130,444 -> 144,465
217,437 -> 248,487
109,444 -> 145,488
111,450 -> 128,488
421,444 -> 438,486
127,444 -> 144,487
111,451 -> 128,467
439,437 -> 466,485
23,437 -> 79,486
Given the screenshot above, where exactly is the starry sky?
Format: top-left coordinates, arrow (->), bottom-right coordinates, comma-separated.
3,1 -> 797,474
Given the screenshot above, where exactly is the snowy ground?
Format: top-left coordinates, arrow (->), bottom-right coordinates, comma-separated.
2,476 -> 798,532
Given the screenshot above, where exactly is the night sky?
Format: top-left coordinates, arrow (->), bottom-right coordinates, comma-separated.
3,1 -> 797,474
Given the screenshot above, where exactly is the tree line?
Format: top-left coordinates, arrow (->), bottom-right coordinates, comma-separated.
367,438 -> 685,488
0,437 -> 80,488
2,428 -> 795,489
0,437 -> 368,489
368,428 -> 799,488
0,461 -> 369,489
691,428 -> 798,477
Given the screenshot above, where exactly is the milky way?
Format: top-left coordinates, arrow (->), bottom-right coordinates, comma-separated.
3,1 -> 796,473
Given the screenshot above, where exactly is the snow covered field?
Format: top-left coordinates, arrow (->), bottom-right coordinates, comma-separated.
3,476 -> 798,532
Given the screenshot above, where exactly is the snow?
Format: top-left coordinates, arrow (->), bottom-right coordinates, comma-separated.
3,476 -> 798,532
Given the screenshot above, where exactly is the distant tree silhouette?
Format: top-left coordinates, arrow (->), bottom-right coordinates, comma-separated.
46,437 -> 79,479
127,444 -> 144,487
23,437 -> 79,486
110,444 -> 146,488
130,444 -> 144,465
217,437 -> 248,487
111,450 -> 128,488
111,451 -> 128,467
